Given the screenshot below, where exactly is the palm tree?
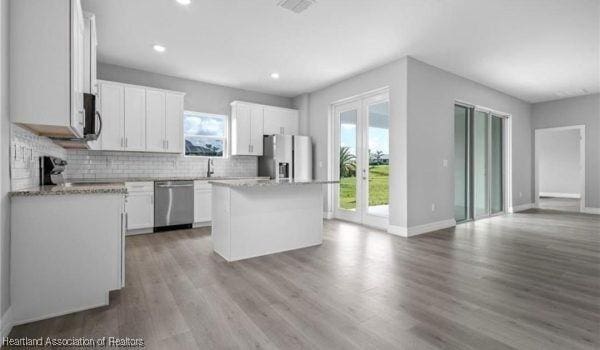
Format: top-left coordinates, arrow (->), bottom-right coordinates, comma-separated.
373,150 -> 384,165
339,146 -> 356,177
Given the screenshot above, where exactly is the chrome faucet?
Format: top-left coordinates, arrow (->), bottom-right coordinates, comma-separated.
207,158 -> 214,178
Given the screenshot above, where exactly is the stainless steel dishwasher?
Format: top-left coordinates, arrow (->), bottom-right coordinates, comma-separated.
154,180 -> 194,231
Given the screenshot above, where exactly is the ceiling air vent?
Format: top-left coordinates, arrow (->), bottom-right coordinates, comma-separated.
277,0 -> 316,13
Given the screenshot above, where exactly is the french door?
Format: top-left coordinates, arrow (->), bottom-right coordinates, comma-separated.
455,104 -> 505,222
333,91 -> 390,228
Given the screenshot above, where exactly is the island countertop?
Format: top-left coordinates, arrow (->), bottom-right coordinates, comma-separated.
208,179 -> 339,188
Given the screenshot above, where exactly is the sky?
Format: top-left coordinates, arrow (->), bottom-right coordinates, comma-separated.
340,101 -> 389,155
341,125 -> 389,155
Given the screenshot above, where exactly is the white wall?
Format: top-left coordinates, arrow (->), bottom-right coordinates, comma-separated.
538,130 -> 581,197
98,63 -> 293,114
0,0 -> 10,319
406,57 -> 533,227
302,58 -> 408,227
532,94 -> 599,208
299,56 -> 534,230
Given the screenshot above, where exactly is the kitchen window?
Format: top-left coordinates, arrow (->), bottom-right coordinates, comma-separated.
183,111 -> 227,157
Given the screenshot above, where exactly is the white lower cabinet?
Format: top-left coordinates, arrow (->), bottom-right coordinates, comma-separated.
194,181 -> 212,224
11,193 -> 124,325
125,182 -> 154,233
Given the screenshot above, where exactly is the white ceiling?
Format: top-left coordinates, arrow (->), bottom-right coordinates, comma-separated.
82,0 -> 599,102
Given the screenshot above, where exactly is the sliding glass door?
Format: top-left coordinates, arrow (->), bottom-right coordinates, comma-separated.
454,105 -> 505,222
334,91 -> 390,228
454,105 -> 469,222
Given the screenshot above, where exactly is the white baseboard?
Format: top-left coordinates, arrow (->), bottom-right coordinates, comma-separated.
1,306 -> 13,340
387,224 -> 408,237
192,221 -> 211,228
582,207 -> 600,215
509,203 -> 534,213
323,211 -> 333,219
539,192 -> 581,199
388,219 -> 456,238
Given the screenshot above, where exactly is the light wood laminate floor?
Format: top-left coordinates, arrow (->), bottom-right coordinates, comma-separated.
8,209 -> 600,349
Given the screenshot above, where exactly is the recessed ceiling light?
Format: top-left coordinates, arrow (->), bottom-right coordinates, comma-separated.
270,72 -> 280,79
176,0 -> 191,5
153,44 -> 166,53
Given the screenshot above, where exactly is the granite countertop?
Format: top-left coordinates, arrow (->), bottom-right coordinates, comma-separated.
66,176 -> 270,183
10,176 -> 271,197
209,179 -> 339,188
11,183 -> 128,197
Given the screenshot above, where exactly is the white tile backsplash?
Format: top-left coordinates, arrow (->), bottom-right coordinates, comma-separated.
10,125 -> 67,190
10,124 -> 258,188
65,150 -> 257,180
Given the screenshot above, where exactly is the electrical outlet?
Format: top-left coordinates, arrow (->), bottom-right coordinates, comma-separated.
519,192 -> 523,198
318,161 -> 323,168
442,159 -> 448,168
431,203 -> 436,212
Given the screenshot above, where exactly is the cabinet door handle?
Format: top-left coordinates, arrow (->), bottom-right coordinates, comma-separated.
150,194 -> 154,205
125,138 -> 128,148
166,140 -> 169,150
120,137 -> 124,148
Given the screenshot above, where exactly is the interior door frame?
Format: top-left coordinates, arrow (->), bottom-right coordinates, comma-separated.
534,125 -> 586,212
330,87 -> 390,229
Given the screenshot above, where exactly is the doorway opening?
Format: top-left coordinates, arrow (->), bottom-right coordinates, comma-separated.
534,125 -> 585,213
454,103 -> 508,222
332,89 -> 390,229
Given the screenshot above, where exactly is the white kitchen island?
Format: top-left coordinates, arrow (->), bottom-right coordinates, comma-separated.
209,179 -> 337,262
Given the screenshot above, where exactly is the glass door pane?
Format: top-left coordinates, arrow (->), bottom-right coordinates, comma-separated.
473,110 -> 489,218
366,101 -> 389,217
454,105 -> 469,222
339,109 -> 358,211
490,115 -> 503,214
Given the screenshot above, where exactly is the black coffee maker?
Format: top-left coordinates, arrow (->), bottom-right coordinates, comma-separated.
39,156 -> 67,186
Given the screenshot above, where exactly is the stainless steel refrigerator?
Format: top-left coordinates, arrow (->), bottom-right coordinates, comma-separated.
259,135 -> 312,181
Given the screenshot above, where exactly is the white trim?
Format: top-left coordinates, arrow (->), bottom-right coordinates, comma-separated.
582,207 -> 600,215
323,211 -> 333,219
539,192 -> 581,199
534,125 -> 585,213
388,219 -> 455,238
407,219 -> 456,237
509,202 -> 534,213
387,224 -> 408,237
192,221 -> 211,228
0,307 -> 13,340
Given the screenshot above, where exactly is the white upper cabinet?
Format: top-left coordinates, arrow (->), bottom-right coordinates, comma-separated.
11,0 -> 87,138
83,12 -> 97,95
165,93 -> 184,153
263,107 -> 299,135
231,102 -> 264,156
231,101 -> 299,156
98,82 -> 124,151
250,107 -> 264,155
96,81 -> 184,154
146,89 -> 166,152
124,87 -> 147,151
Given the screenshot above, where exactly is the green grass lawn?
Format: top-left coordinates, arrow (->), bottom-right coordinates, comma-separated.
339,164 -> 389,210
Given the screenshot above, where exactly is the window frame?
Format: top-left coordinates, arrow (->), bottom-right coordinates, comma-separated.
183,110 -> 228,158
